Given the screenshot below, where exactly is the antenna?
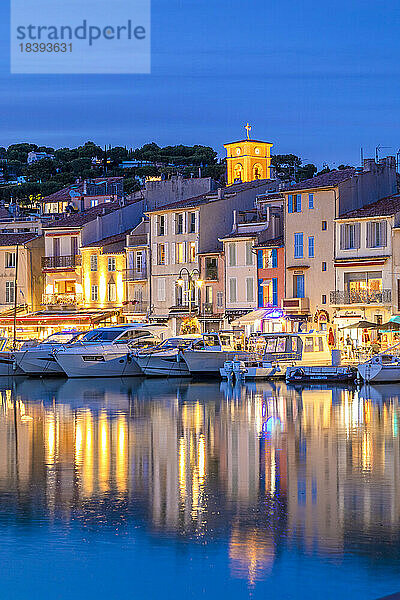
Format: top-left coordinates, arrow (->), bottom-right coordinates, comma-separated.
360,147 -> 364,167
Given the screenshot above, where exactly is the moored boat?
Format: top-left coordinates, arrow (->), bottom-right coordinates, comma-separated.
357,352 -> 400,383
182,332 -> 248,376
14,330 -> 85,376
134,335 -> 202,377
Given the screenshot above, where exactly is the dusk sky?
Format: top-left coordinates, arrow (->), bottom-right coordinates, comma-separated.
1,0 -> 400,166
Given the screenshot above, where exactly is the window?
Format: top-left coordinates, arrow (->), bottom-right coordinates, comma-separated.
157,278 -> 166,302
322,295 -> 327,304
71,237 -> 78,256
205,286 -> 213,304
366,221 -> 387,248
90,199 -> 99,208
5,281 -> 14,304
108,256 -> 116,272
294,274 -> 305,298
308,194 -> 314,209
91,285 -> 98,302
228,243 -> 236,266
245,242 -> 254,266
90,254 -> 98,271
5,252 -> 16,268
158,215 -> 166,236
176,242 -> 185,264
229,278 -> 237,303
308,236 -> 314,258
294,233 -> 304,258
344,271 -> 383,301
135,251 -> 143,273
175,213 -> 184,234
246,278 -> 254,302
53,237 -> 60,257
188,242 -> 196,263
107,282 -> 116,302
205,257 -> 218,280
189,212 -> 196,233
158,244 -> 166,265
322,221 -> 327,231
261,248 -> 277,268
288,194 -> 302,213
216,291 -> 223,308
340,223 -> 360,250
322,262 -> 327,271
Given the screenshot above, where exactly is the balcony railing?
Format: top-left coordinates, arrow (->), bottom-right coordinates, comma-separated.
124,268 -> 148,281
202,302 -> 213,314
330,289 -> 392,305
122,301 -> 148,314
281,297 -> 310,312
42,293 -> 83,306
42,255 -> 82,269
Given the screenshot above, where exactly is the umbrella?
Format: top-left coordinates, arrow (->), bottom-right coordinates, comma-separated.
339,320 -> 377,331
376,321 -> 400,332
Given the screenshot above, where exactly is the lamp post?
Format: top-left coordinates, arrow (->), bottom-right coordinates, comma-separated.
176,267 -> 203,316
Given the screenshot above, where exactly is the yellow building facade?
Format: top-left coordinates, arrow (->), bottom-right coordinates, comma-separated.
81,233 -> 127,309
224,137 -> 273,186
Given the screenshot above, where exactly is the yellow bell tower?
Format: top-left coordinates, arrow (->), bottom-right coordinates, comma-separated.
224,124 -> 273,186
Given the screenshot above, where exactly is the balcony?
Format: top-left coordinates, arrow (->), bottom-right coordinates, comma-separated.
281,297 -> 310,313
330,289 -> 392,305
202,302 -> 213,314
42,255 -> 82,269
124,268 -> 148,281
122,301 -> 148,314
204,269 -> 218,281
42,293 -> 83,307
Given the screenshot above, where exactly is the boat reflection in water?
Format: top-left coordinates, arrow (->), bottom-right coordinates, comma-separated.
1,376 -> 400,599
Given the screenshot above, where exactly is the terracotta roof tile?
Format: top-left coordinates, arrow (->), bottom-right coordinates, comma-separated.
287,169 -> 356,191
339,194 -> 400,219
0,233 -> 39,246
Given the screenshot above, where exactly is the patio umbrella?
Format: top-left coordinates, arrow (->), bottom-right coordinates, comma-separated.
339,320 -> 377,330
376,321 -> 400,332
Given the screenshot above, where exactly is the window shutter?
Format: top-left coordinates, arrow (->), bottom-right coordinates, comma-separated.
381,221 -> 387,247
288,195 -> 293,213
195,241 -> 199,262
170,243 -> 176,265
272,248 -> 277,268
258,279 -> 264,307
296,194 -> 302,212
153,216 -> 158,238
272,278 -> 278,306
183,212 -> 187,234
152,243 -> 158,265
366,222 -> 371,248
164,243 -> 169,265
183,241 -> 188,263
355,223 -> 360,248
340,224 -> 345,250
246,278 -> 254,302
195,211 -> 199,233
257,250 -> 263,269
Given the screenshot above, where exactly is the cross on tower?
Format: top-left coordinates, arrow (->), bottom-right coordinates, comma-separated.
245,123 -> 251,139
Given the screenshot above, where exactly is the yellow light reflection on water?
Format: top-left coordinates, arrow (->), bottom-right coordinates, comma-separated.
179,437 -> 186,501
47,415 -> 56,464
99,412 -> 109,493
115,417 -> 127,494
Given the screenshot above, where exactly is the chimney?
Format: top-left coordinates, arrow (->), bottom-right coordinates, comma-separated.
363,159 -> 376,172
218,187 -> 225,200
232,210 -> 237,232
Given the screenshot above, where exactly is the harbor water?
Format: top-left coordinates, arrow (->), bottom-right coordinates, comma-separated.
0,376 -> 399,599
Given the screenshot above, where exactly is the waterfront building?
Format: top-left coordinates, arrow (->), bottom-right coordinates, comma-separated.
40,177 -> 124,215
332,194 -> 400,341
198,250 -> 225,332
124,220 -> 150,321
80,231 -> 128,310
147,180 -> 277,334
283,158 -> 397,330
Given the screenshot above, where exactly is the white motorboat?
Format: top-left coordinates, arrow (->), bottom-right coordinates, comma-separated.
221,331 -> 333,380
134,335 -> 203,377
181,332 -> 248,376
14,330 -> 85,376
357,352 -> 400,383
54,324 -> 169,378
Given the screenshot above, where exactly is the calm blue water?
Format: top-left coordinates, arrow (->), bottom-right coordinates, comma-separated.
0,376 -> 399,599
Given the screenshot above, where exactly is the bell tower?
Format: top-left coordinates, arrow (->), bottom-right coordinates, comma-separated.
224,124 -> 273,186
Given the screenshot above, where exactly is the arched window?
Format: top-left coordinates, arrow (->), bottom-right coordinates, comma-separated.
234,163 -> 243,182
253,163 -> 263,179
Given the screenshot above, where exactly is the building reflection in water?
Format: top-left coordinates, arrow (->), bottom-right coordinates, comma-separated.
0,377 -> 398,587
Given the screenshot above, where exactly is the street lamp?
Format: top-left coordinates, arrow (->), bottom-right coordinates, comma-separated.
176,267 -> 203,316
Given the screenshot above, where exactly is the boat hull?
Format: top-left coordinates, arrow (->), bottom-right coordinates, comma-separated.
15,349 -> 65,375
136,354 -> 190,377
357,363 -> 400,383
183,350 -> 249,375
55,350 -> 142,378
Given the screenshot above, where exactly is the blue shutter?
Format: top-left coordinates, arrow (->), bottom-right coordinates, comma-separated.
309,193 -> 314,209
288,194 -> 293,213
296,194 -> 302,212
272,248 -> 277,268
272,278 -> 278,306
258,279 -> 264,308
257,249 -> 263,269
296,275 -> 305,298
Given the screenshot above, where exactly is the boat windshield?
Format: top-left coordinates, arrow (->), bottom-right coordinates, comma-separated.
43,331 -> 83,344
80,329 -> 125,343
158,338 -> 197,350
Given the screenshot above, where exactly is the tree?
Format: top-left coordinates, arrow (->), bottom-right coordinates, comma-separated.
26,158 -> 57,182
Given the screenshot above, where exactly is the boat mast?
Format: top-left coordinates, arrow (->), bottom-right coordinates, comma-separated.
12,244 -> 19,351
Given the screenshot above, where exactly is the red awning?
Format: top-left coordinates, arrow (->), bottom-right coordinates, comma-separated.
0,310 -> 119,327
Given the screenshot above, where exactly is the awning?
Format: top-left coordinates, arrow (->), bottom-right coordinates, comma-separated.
0,309 -> 120,327
389,316 -> 400,324
231,308 -> 284,326
339,320 -> 377,330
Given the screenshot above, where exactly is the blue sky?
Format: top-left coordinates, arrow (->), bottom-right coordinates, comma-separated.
1,0 -> 400,166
